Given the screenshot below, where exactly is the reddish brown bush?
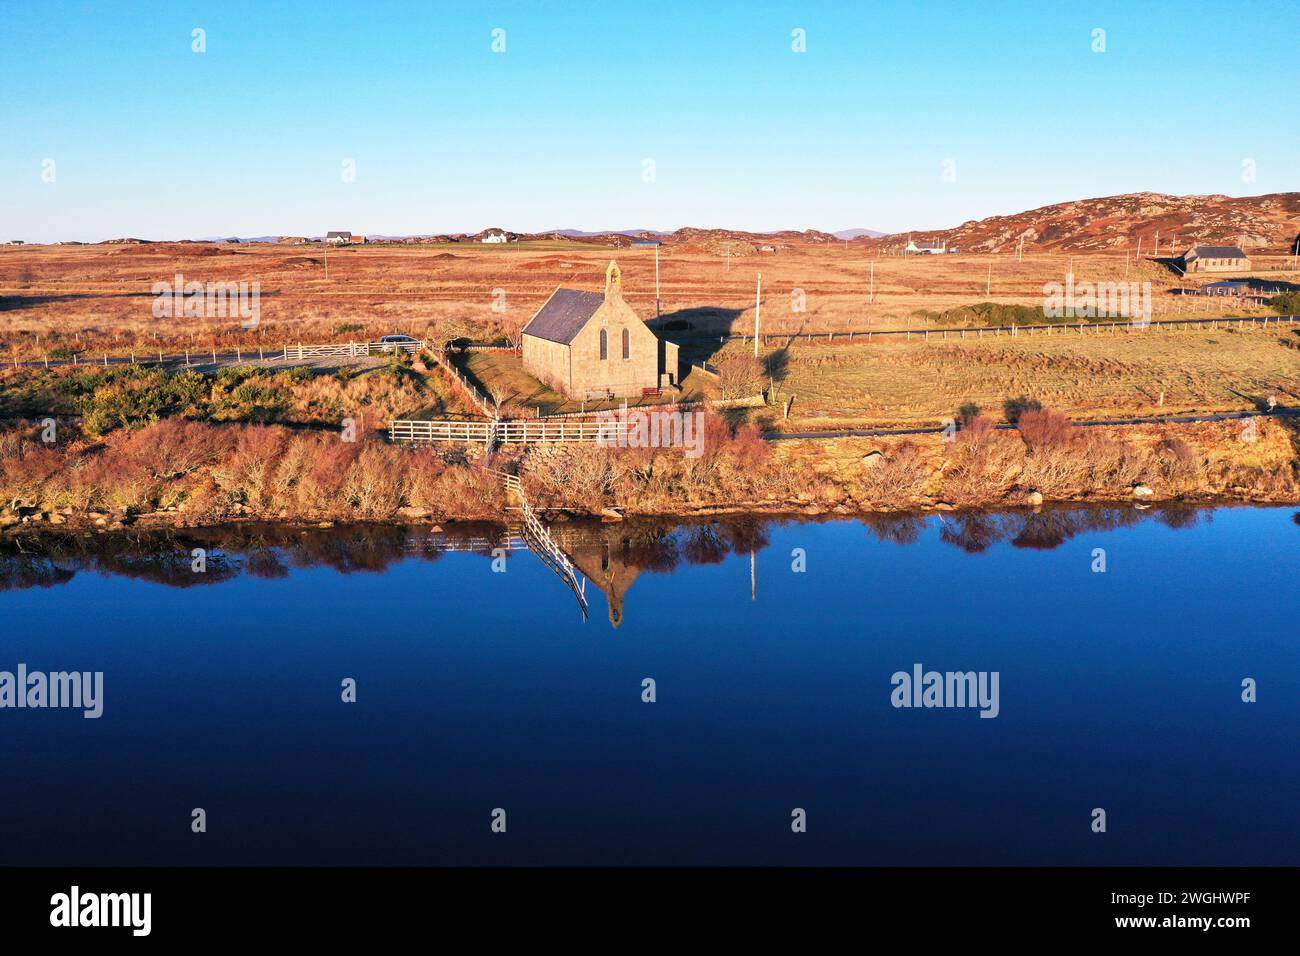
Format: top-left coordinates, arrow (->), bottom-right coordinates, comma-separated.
295,437 -> 361,514
1016,408 -> 1079,450
344,443 -> 408,518
116,419 -> 231,480
860,441 -> 932,502
211,425 -> 289,508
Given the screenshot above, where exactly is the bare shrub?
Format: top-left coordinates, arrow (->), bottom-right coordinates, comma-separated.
1155,437 -> 1205,493
945,415 -> 1024,502
715,354 -> 766,400
1083,435 -> 1149,490
1016,408 -> 1077,451
344,443 -> 408,518
116,419 -> 229,480
859,441 -> 931,502
295,439 -> 361,514
211,425 -> 289,508
526,445 -> 615,511
0,436 -> 62,503
92,446 -> 156,511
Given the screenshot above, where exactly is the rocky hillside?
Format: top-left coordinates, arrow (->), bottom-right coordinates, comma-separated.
518,226 -> 840,254
878,192 -> 1300,255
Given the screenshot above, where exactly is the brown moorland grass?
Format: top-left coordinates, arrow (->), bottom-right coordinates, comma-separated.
734,326 -> 1300,430
2,242 -> 1296,363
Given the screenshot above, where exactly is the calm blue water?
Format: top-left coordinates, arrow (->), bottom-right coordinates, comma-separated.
0,505 -> 1296,866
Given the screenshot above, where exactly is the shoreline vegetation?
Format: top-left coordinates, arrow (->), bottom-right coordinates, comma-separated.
1,503 -> 1291,593
2,320 -> 1296,535
2,407 -> 1296,535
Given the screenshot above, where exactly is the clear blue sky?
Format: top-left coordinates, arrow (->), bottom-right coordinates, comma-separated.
2,0 -> 1296,242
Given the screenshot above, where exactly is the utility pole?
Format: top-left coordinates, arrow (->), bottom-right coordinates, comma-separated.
753,272 -> 762,357
986,262 -> 991,296
1154,230 -> 1159,259
869,261 -> 875,304
655,243 -> 660,318
1136,236 -> 1142,263
324,243 -> 329,280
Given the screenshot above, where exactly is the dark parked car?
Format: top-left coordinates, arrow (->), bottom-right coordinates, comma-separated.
376,334 -> 420,352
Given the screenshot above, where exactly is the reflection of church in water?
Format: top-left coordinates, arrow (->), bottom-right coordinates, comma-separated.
563,530 -> 647,629
554,521 -> 764,628
402,519 -> 767,629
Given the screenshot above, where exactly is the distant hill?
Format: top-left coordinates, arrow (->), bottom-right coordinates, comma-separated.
80,194 -> 1300,252
872,192 -> 1300,254
543,228 -> 668,238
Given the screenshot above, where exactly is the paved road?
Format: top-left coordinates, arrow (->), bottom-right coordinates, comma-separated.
770,408 -> 1300,441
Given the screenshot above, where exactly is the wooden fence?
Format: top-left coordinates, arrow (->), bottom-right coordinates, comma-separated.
282,339 -> 426,359
422,349 -> 497,417
699,314 -> 1298,348
389,417 -> 629,445
494,471 -> 588,618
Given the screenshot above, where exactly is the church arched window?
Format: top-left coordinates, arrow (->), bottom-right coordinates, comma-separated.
599,329 -> 608,361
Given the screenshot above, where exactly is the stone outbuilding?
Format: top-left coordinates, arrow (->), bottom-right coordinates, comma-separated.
521,261 -> 679,399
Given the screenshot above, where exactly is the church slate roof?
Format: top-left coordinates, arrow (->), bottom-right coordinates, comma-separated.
521,288 -> 605,344
1186,245 -> 1248,259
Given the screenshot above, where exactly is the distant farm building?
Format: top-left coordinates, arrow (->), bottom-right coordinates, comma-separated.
905,239 -> 948,254
480,229 -> 510,244
325,231 -> 354,244
521,260 -> 679,399
1179,245 -> 1250,273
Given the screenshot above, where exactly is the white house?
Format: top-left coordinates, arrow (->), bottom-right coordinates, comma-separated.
905,239 -> 947,254
325,231 -> 353,245
480,228 -> 510,244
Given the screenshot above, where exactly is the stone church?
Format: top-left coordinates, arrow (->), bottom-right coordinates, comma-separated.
521,261 -> 678,399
